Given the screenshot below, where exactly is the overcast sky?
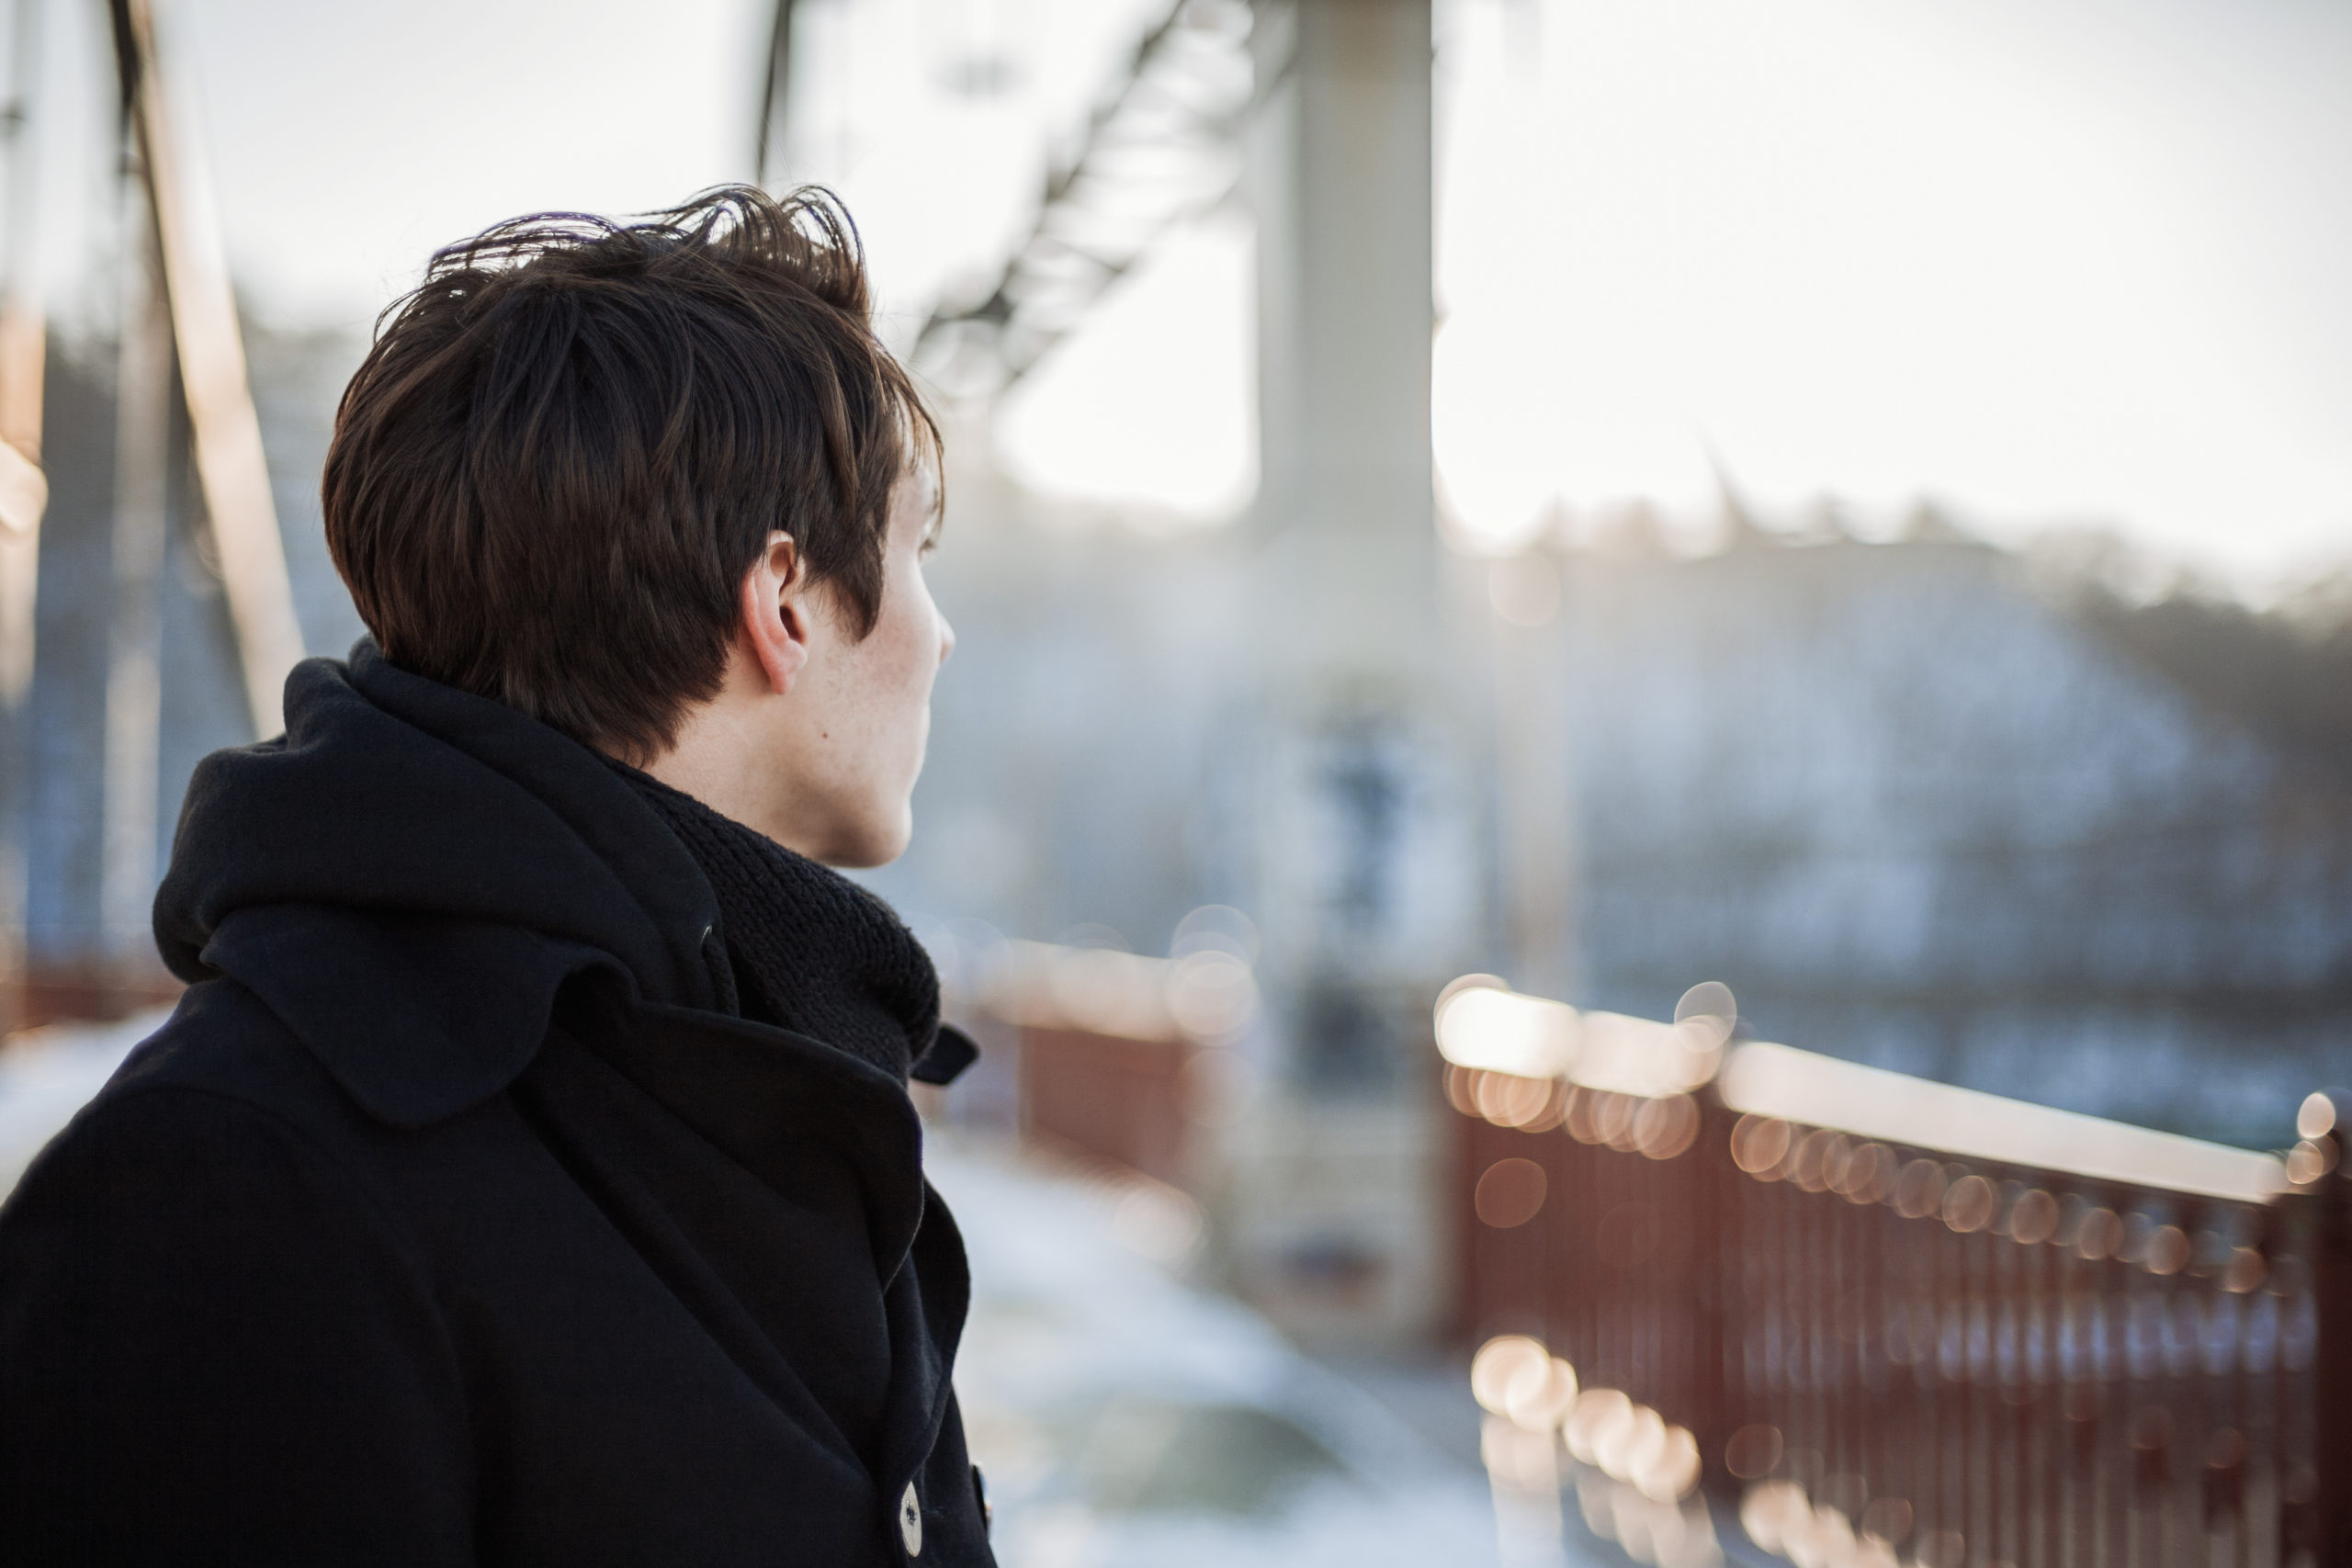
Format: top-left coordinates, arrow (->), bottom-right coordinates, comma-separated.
20,0 -> 2351,595
1430,0 -> 2352,592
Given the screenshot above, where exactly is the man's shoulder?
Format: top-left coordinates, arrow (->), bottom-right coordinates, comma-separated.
7,979 -> 420,1235
0,983 -> 454,1311
92,978 -> 357,1135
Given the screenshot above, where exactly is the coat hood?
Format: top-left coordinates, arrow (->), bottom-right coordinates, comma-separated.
153,642 -> 727,1124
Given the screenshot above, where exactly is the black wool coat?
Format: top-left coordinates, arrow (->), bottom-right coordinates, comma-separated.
0,647 -> 996,1567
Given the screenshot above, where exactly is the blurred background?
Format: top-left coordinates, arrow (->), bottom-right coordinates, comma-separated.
0,0 -> 2347,1562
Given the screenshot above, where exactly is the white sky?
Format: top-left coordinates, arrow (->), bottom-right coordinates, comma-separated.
1433,0 -> 2352,592
17,0 -> 2351,593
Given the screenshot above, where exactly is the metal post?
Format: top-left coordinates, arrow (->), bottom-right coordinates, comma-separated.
753,0 -> 796,186
2294,1091 -> 2351,1568
115,0 -> 303,739
1690,1094 -> 1736,1483
100,166 -> 169,983
0,0 -> 43,1036
1490,551 -> 1575,1000
1233,0 -> 1472,1346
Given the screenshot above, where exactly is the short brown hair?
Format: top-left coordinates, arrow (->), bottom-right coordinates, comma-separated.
322,186 -> 937,761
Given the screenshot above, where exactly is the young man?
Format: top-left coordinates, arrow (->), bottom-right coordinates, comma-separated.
0,187 -> 989,1565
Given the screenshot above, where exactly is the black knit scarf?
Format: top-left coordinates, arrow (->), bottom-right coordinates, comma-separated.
613,765 -> 938,1081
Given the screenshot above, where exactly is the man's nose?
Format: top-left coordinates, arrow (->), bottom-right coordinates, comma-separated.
937,614 -> 956,665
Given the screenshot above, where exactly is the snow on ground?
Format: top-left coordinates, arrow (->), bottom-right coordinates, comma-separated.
0,1008 -> 172,1197
927,1133 -> 1510,1566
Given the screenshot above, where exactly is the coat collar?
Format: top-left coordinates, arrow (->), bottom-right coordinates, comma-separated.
205,902 -> 974,1134
582,998 -> 930,1281
569,996 -> 974,1494
173,646 -> 974,1133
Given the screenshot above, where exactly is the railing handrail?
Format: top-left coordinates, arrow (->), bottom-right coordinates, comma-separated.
1436,978 -> 2293,1205
1718,1038 -> 2288,1206
937,936 -> 1261,1045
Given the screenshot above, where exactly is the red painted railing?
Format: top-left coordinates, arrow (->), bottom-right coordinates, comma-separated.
1442,978 -> 2349,1568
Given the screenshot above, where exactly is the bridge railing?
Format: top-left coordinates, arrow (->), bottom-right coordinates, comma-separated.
932,934 -> 1259,1191
1440,977 -> 2349,1568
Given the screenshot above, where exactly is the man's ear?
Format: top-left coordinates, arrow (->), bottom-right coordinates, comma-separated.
739,531 -> 811,695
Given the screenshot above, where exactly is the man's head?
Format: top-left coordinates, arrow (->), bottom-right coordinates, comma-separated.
324,186 -> 953,866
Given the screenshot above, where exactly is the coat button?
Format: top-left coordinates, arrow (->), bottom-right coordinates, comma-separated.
898,1481 -> 922,1556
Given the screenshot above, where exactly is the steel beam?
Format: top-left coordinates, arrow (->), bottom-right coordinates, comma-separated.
112,0 -> 303,738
